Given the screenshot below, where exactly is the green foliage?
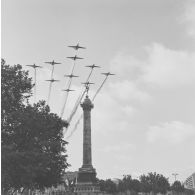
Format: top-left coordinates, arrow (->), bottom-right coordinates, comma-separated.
183,188 -> 195,195
1,59 -> 69,192
171,181 -> 184,193
118,175 -> 141,193
140,172 -> 170,194
98,179 -> 117,193
64,176 -> 76,192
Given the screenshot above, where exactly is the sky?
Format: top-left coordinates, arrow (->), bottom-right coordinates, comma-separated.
2,0 -> 195,183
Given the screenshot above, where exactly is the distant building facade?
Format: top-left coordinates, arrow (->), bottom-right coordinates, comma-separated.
184,173 -> 195,191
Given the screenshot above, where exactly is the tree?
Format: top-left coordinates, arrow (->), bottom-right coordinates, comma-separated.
171,181 -> 184,193
131,179 -> 141,193
118,175 -> 133,192
140,172 -> 170,194
98,179 -> 117,194
63,172 -> 77,192
118,175 -> 140,193
1,60 -> 69,193
184,188 -> 194,195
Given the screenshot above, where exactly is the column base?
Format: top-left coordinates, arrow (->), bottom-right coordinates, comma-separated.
77,166 -> 97,183
75,165 -> 100,194
74,183 -> 100,195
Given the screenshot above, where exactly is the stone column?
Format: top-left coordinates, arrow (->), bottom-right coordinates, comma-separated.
81,95 -> 94,169
77,95 -> 97,184
74,95 -> 100,193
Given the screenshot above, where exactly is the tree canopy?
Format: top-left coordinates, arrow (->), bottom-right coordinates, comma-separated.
140,172 -> 170,194
98,179 -> 118,194
171,181 -> 184,193
1,59 -> 69,193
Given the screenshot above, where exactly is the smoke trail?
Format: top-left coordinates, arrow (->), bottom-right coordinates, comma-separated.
92,76 -> 108,101
47,82 -> 52,104
66,114 -> 83,140
60,60 -> 77,118
60,78 -> 72,118
34,68 -> 37,103
67,76 -> 108,139
51,65 -> 55,78
66,68 -> 93,124
86,68 -> 93,83
47,65 -> 55,104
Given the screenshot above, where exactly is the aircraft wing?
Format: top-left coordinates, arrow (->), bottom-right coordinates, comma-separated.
75,56 -> 84,60
62,89 -> 75,92
45,79 -> 60,82
86,65 -> 100,68
82,82 -> 94,85
26,65 -> 34,67
78,46 -> 86,49
102,72 -> 115,76
64,74 -> 79,77
68,46 -> 77,50
67,57 -> 74,60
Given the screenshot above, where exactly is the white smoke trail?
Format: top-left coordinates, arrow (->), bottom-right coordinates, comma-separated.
34,68 -> 37,103
60,60 -> 77,118
66,114 -> 83,140
67,76 -> 108,139
47,65 -> 55,104
66,68 -> 93,125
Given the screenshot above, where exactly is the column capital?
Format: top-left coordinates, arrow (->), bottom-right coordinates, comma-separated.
81,95 -> 94,110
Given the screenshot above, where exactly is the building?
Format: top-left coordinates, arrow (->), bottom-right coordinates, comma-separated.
184,172 -> 195,191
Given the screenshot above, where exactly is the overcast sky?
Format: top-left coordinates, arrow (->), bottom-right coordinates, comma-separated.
2,0 -> 195,183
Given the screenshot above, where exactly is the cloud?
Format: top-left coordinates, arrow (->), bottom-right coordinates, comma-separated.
108,80 -> 151,103
183,0 -> 195,38
109,52 -> 145,80
147,121 -> 195,144
67,42 -> 195,178
142,43 -> 195,87
102,143 -> 135,153
110,43 -> 195,89
92,91 -> 135,134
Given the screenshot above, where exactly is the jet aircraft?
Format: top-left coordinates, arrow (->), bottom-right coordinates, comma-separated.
64,74 -> 79,78
45,79 -> 60,82
67,55 -> 84,61
68,43 -> 86,50
26,64 -> 42,68
85,64 -> 100,69
62,89 -> 75,92
81,81 -> 95,86
101,72 -> 115,76
44,60 -> 61,65
82,82 -> 94,94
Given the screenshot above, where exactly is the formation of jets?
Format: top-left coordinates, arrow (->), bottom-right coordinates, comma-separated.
26,44 -> 115,97
85,64 -> 100,69
102,72 -> 115,76
45,79 -> 60,83
62,89 -> 75,92
64,74 -> 79,78
44,60 -> 61,65
26,64 -> 42,68
67,55 -> 84,61
68,43 -> 86,50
